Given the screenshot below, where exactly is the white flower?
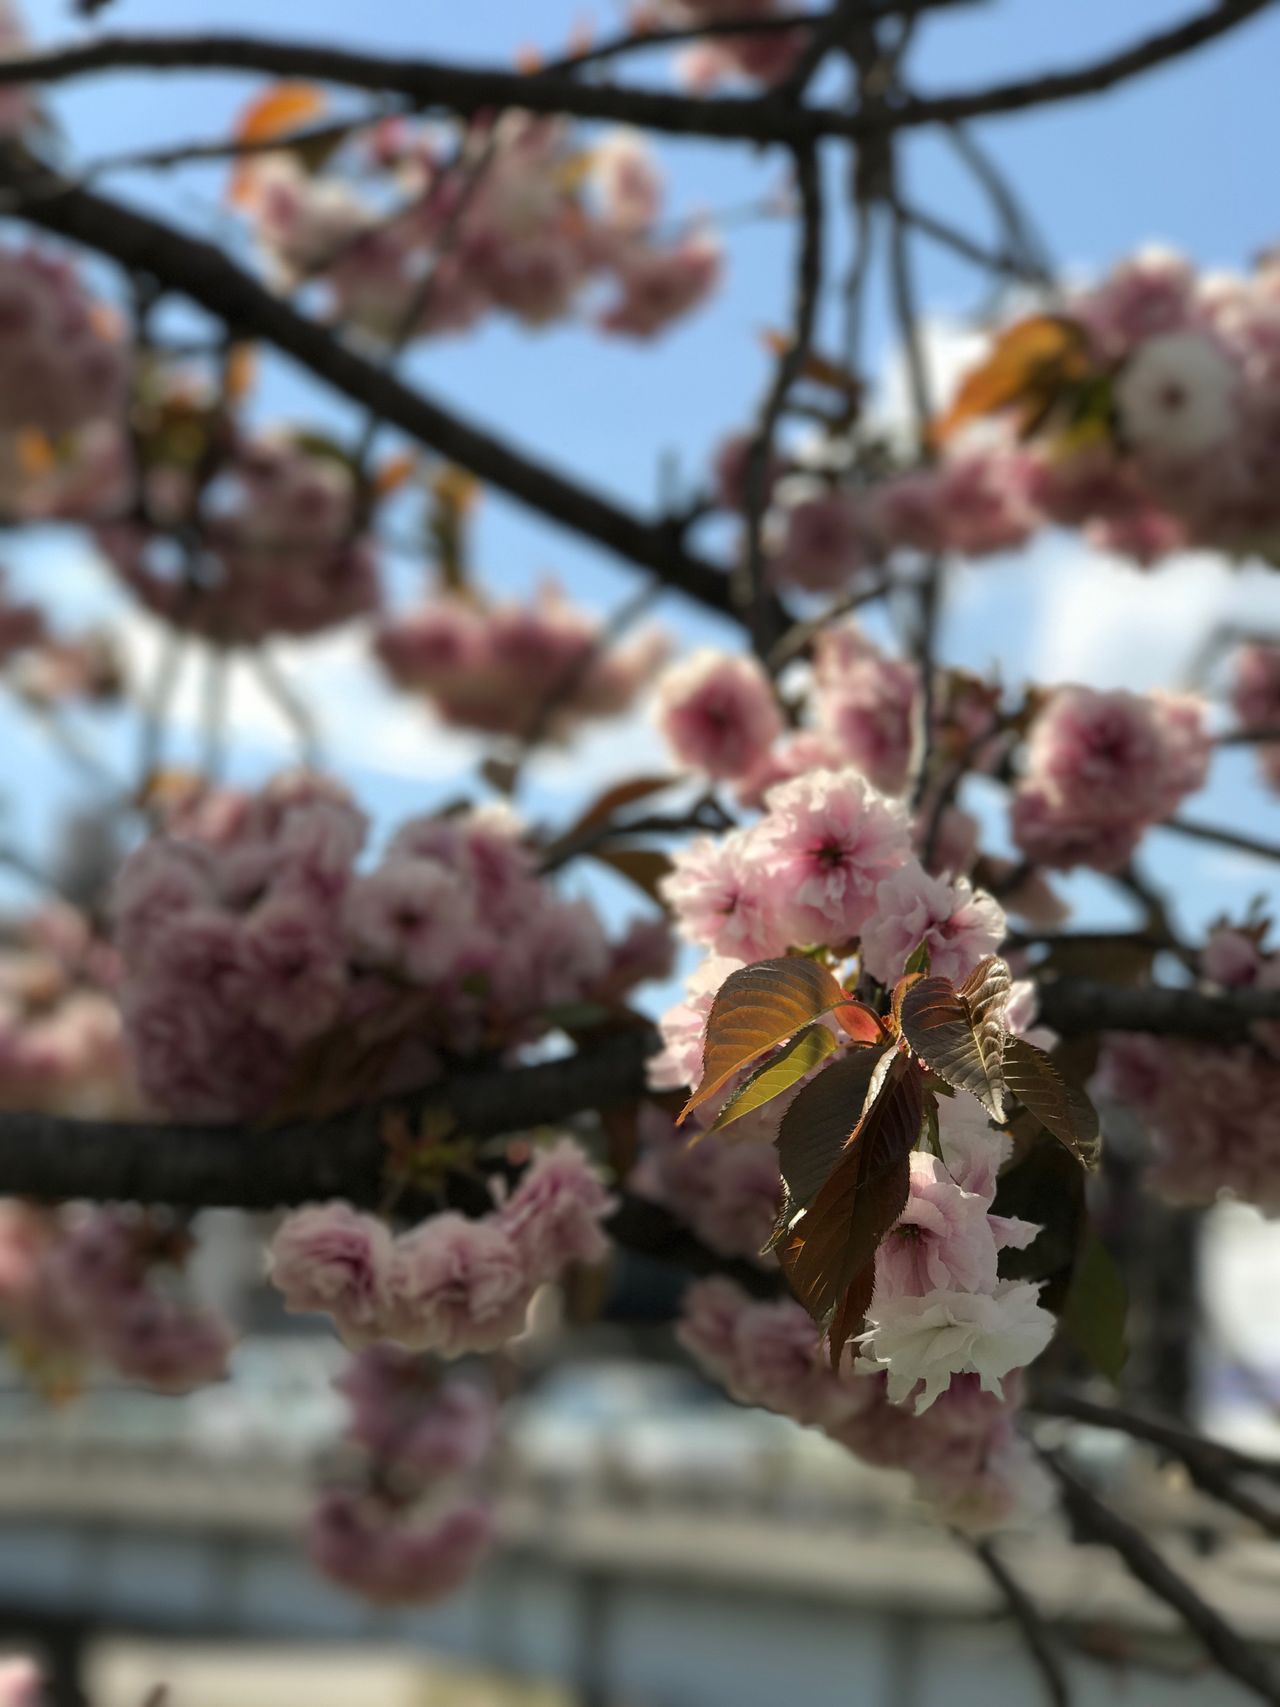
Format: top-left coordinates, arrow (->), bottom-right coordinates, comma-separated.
1115,330 -> 1239,457
856,1282 -> 1055,1413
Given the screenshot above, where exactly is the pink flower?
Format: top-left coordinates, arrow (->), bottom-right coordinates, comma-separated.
269,1203 -> 396,1347
592,129 -> 663,233
1074,245 -> 1199,359
598,231 -> 720,337
496,1138 -> 615,1281
389,1213 -> 531,1355
757,768 -> 913,947
336,1348 -> 497,1478
0,1658 -> 42,1707
344,858 -> 475,984
235,894 -> 347,1044
815,647 -> 918,796
711,431 -> 784,513
100,1293 -> 233,1395
734,731 -> 846,811
860,861 -> 1005,985
661,830 -> 793,961
633,1102 -> 781,1259
875,1153 -> 1000,1300
307,1489 -> 493,1605
768,483 -> 866,592
656,649 -> 783,780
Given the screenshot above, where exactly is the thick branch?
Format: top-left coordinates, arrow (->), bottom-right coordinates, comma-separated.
1036,978 -> 1280,1043
1046,1452 -> 1280,1705
0,153 -> 738,619
0,2 -> 1267,145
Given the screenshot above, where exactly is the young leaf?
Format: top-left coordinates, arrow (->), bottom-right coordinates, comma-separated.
833,999 -> 884,1044
774,1044 -> 887,1207
899,956 -> 1010,1119
558,774 -> 678,843
589,844 -> 672,904
1003,1034 -> 1101,1168
775,1054 -> 924,1362
681,957 -> 853,1122
932,314 -> 1092,444
904,939 -> 932,979
707,1021 -> 838,1136
1062,1233 -> 1128,1382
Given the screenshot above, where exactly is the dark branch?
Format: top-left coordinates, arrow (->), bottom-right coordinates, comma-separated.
1045,1452 -> 1280,1705
1159,816 -> 1280,864
0,152 -> 739,620
0,1 -> 1268,146
967,1537 -> 1071,1707
1036,978 -> 1280,1043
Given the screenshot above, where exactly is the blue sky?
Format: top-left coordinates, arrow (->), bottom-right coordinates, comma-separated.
2,0 -> 1278,948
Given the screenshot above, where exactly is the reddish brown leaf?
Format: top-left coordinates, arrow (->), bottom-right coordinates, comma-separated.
589,844 -> 673,903
1003,1034 -> 1101,1168
774,1044 -> 887,1208
228,83 -> 327,204
776,1055 -> 924,1356
681,957 -> 852,1123
833,1000 -> 884,1044
899,957 -> 1010,1119
560,774 -> 679,841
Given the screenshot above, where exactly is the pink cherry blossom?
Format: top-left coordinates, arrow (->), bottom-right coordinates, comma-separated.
860,861 -> 1005,985
269,1203 -> 396,1347
756,767 -> 913,947
496,1138 -> 615,1280
388,1213 -> 531,1356
856,1282 -> 1055,1413
656,649 -> 783,780
661,830 -> 793,961
874,1153 -> 1000,1300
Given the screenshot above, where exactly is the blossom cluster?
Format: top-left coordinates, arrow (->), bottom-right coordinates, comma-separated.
376,583 -> 668,741
659,763 -> 1005,985
677,1106 -> 1053,1532
706,247 -> 1280,586
97,431 -> 380,646
269,1139 -> 614,1355
307,1346 -> 497,1604
654,624 -> 1209,881
0,904 -> 134,1119
113,776 -> 666,1121
0,247 -> 127,444
1010,684 -> 1210,872
240,115 -> 719,344
0,1202 -> 233,1397
1096,925 -> 1280,1210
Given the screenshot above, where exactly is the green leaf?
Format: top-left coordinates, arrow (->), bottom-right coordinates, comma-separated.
1003,1034 -> 1101,1168
899,956 -> 1010,1119
708,1021 -> 839,1135
1063,1233 -> 1128,1381
904,938 -> 932,979
774,1044 -> 887,1207
681,957 -> 853,1122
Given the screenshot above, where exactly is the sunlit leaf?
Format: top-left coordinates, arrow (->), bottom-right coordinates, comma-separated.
899,957 -> 1010,1118
228,82 -> 328,205
707,1021 -> 839,1135
932,314 -> 1092,445
681,957 -> 853,1123
1003,1034 -> 1101,1168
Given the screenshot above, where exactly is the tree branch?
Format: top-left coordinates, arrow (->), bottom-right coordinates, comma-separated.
966,1536 -> 1071,1707
0,1 -> 1268,145
1036,978 -> 1280,1043
0,151 -> 739,620
1044,1451 -> 1280,1706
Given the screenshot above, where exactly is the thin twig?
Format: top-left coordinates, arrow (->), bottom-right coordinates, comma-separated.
1160,816 -> 1280,864
966,1536 -> 1070,1707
